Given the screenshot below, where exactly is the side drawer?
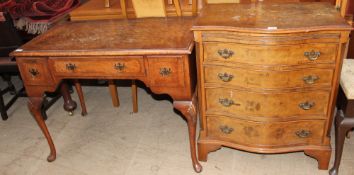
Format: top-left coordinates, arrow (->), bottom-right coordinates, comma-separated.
205,87 -> 330,118
207,116 -> 325,146
16,57 -> 54,85
49,56 -> 145,77
204,65 -> 334,89
203,42 -> 337,65
147,56 -> 185,88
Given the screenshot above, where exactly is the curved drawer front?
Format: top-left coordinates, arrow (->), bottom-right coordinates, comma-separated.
203,42 -> 337,65
207,116 -> 324,146
204,65 -> 334,89
205,88 -> 330,118
49,56 -> 145,77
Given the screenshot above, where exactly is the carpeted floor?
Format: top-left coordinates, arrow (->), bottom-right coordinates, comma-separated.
0,78 -> 354,175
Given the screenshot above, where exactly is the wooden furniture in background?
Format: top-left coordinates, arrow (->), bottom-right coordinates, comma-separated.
70,0 -> 123,20
0,57 -> 23,120
336,0 -> 354,58
192,2 -> 351,170
105,0 -> 111,7
11,17 -> 201,173
0,13 -> 64,120
70,0 -> 197,21
329,59 -> 354,175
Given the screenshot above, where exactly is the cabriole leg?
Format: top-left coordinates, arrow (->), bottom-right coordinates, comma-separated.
173,95 -> 202,173
28,96 -> 56,162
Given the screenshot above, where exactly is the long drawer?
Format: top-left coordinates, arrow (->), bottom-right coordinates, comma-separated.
205,87 -> 330,118
207,116 -> 325,146
203,42 -> 337,65
49,56 -> 145,77
204,65 -> 334,89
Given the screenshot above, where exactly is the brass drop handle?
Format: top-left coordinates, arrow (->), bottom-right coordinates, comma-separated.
160,67 -> 172,76
295,130 -> 311,138
303,75 -> 319,84
114,63 -> 125,71
304,50 -> 321,61
218,49 -> 234,59
219,98 -> 240,107
29,68 -> 39,77
66,63 -> 76,71
220,125 -> 234,134
299,101 -> 315,110
218,73 -> 234,82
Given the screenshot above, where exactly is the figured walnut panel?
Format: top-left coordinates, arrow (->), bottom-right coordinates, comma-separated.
204,65 -> 334,89
14,18 -> 194,57
207,116 -> 325,147
203,42 -> 337,65
192,3 -> 350,32
49,56 -> 145,77
205,87 -> 330,118
16,57 -> 54,86
147,56 -> 185,88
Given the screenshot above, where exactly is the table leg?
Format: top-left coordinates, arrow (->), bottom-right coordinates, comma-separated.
329,111 -> 354,175
60,82 -> 77,115
0,92 -> 8,120
28,96 -> 56,162
173,95 -> 202,173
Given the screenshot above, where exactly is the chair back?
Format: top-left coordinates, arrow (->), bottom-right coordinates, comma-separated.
132,0 -> 166,17
0,13 -> 22,57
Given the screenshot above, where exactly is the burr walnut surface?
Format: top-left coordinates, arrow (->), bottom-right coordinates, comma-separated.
14,17 -> 195,57
192,2 -> 351,32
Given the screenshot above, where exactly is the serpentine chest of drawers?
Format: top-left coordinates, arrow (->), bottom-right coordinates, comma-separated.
192,2 -> 352,169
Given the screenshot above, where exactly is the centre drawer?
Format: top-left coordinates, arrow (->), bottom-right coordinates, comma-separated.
207,116 -> 325,147
205,87 -> 330,118
203,42 -> 337,65
49,56 -> 145,77
204,65 -> 334,89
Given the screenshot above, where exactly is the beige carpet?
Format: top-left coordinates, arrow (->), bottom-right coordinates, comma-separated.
0,80 -> 354,175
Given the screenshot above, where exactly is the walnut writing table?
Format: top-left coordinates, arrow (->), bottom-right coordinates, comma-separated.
11,17 -> 202,172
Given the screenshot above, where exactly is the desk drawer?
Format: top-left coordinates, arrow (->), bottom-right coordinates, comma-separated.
17,58 -> 54,85
147,56 -> 185,88
204,65 -> 334,89
203,42 -> 337,65
49,56 -> 145,77
207,116 -> 324,146
205,87 -> 330,118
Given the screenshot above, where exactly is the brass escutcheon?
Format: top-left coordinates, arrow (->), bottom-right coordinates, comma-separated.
114,63 -> 125,71
299,101 -> 315,110
29,68 -> 39,77
218,73 -> 234,82
220,125 -> 234,134
218,49 -> 234,59
159,67 -> 172,76
66,63 -> 76,71
303,75 -> 319,84
304,50 -> 321,61
295,130 -> 311,138
219,98 -> 240,107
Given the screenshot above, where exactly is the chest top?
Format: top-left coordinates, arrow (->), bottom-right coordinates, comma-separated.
12,17 -> 195,57
192,2 -> 351,33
